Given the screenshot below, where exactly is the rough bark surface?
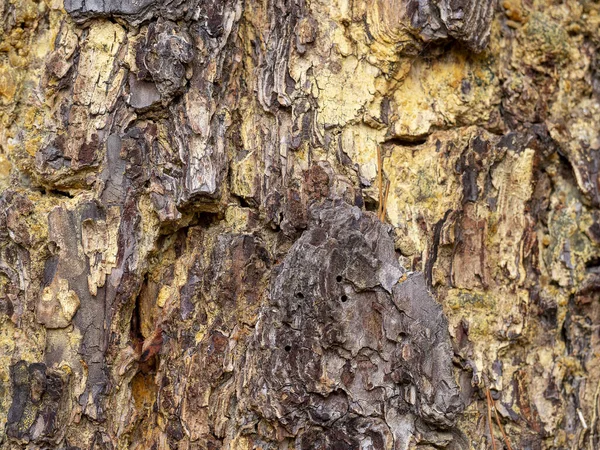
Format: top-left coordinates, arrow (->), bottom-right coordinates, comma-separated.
0,0 -> 599,449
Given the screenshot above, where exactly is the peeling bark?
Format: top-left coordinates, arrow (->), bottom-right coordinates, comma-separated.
1,0 -> 600,449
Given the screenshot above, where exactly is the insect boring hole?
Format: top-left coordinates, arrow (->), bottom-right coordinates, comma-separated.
284,345 -> 292,352
340,295 -> 348,303
336,275 -> 342,282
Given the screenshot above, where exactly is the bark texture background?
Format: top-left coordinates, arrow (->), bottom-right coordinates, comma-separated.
0,0 -> 599,448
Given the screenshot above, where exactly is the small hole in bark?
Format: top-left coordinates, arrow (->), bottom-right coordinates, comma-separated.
365,198 -> 378,212
285,345 -> 292,352
341,295 -> 348,303
295,292 -> 304,299
336,275 -> 342,282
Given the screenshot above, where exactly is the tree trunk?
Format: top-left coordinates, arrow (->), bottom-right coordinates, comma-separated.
1,0 -> 599,448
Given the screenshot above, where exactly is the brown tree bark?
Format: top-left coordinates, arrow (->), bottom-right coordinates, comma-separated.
0,0 -> 599,449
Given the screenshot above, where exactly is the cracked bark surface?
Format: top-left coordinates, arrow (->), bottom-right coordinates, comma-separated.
1,0 -> 600,449
242,202 -> 462,448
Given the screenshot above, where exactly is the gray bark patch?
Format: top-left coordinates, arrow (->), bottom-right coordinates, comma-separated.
241,201 -> 463,448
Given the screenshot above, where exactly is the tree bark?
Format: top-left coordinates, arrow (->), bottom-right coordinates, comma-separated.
0,0 -> 599,449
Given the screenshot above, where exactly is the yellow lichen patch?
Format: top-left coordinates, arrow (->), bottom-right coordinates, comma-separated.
72,21 -> 126,115
517,12 -> 570,69
389,49 -> 499,139
0,0 -> 42,62
0,3 -> 70,177
541,163 -> 600,294
383,130 -> 471,255
340,124 -> 385,187
446,289 -> 498,312
0,151 -> 11,189
229,435 -> 252,450
37,278 -> 81,329
137,195 -> 162,269
155,286 -> 171,309
445,287 -> 528,372
0,318 -> 17,433
0,66 -> 19,105
231,151 -> 259,201
313,55 -> 380,127
225,206 -> 253,233
489,148 -> 535,282
306,0 -> 417,76
524,347 -> 566,434
131,372 -> 158,413
81,206 -> 120,296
